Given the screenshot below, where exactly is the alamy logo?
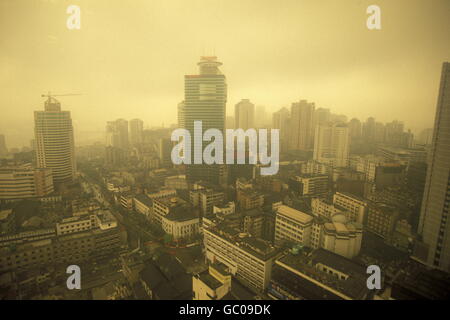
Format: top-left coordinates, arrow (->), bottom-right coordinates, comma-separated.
366,265 -> 381,290
171,121 -> 280,175
66,265 -> 81,290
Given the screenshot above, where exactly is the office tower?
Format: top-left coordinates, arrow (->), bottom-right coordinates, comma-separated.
106,119 -> 129,150
0,135 -> 7,157
418,62 -> 450,271
234,99 -> 255,130
272,107 -> 290,152
182,56 -> 227,185
159,138 -> 173,168
34,97 -> 76,184
129,118 -> 144,146
313,123 -> 350,167
289,100 -> 315,151
348,118 -> 362,140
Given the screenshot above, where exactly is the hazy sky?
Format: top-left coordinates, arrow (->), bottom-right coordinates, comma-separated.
1,0 -> 449,147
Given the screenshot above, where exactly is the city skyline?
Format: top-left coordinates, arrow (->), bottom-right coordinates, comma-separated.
1,0 -> 450,303
1,0 -> 450,147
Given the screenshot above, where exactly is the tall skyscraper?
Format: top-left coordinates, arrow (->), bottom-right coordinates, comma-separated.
182,56 -> 227,185
0,134 -> 8,157
106,119 -> 129,150
34,97 -> 76,185
129,118 -> 144,146
418,62 -> 450,271
313,123 -> 350,168
234,99 -> 255,130
289,100 -> 315,151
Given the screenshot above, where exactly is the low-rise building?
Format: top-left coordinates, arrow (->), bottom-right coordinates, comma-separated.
269,248 -> 370,300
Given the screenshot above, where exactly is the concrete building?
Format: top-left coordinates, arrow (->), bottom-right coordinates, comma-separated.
0,164 -> 54,200
129,118 -> 143,146
418,62 -> 450,271
275,205 -> 313,246
203,222 -> 281,291
332,192 -> 367,225
314,123 -> 350,168
269,249 -> 370,300
0,210 -> 122,273
106,119 -> 129,150
182,56 -> 227,185
193,263 -> 232,300
34,97 -> 76,184
288,174 -> 328,197
134,194 -> 153,217
161,206 -> 199,241
289,100 -> 315,151
366,203 -> 399,240
272,107 -> 290,152
152,196 -> 187,226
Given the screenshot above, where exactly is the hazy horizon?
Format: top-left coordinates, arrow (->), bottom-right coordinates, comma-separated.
1,0 -> 449,148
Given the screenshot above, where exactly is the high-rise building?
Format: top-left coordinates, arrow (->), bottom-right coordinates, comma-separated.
34,97 -> 76,184
289,100 -> 315,151
106,119 -> 129,150
362,117 -> 376,143
348,118 -> 362,140
234,99 -> 255,130
272,107 -> 290,152
313,123 -> 350,167
0,135 -> 8,157
182,56 -> 227,185
418,62 -> 450,271
129,118 -> 144,146
314,108 -> 331,127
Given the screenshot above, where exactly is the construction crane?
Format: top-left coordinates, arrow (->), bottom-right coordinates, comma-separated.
41,92 -> 82,99
41,92 -> 82,110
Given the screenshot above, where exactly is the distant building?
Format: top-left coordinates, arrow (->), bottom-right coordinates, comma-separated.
129,119 -> 144,146
288,174 -> 328,197
234,99 -> 255,130
289,100 -> 315,151
314,123 -> 350,168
